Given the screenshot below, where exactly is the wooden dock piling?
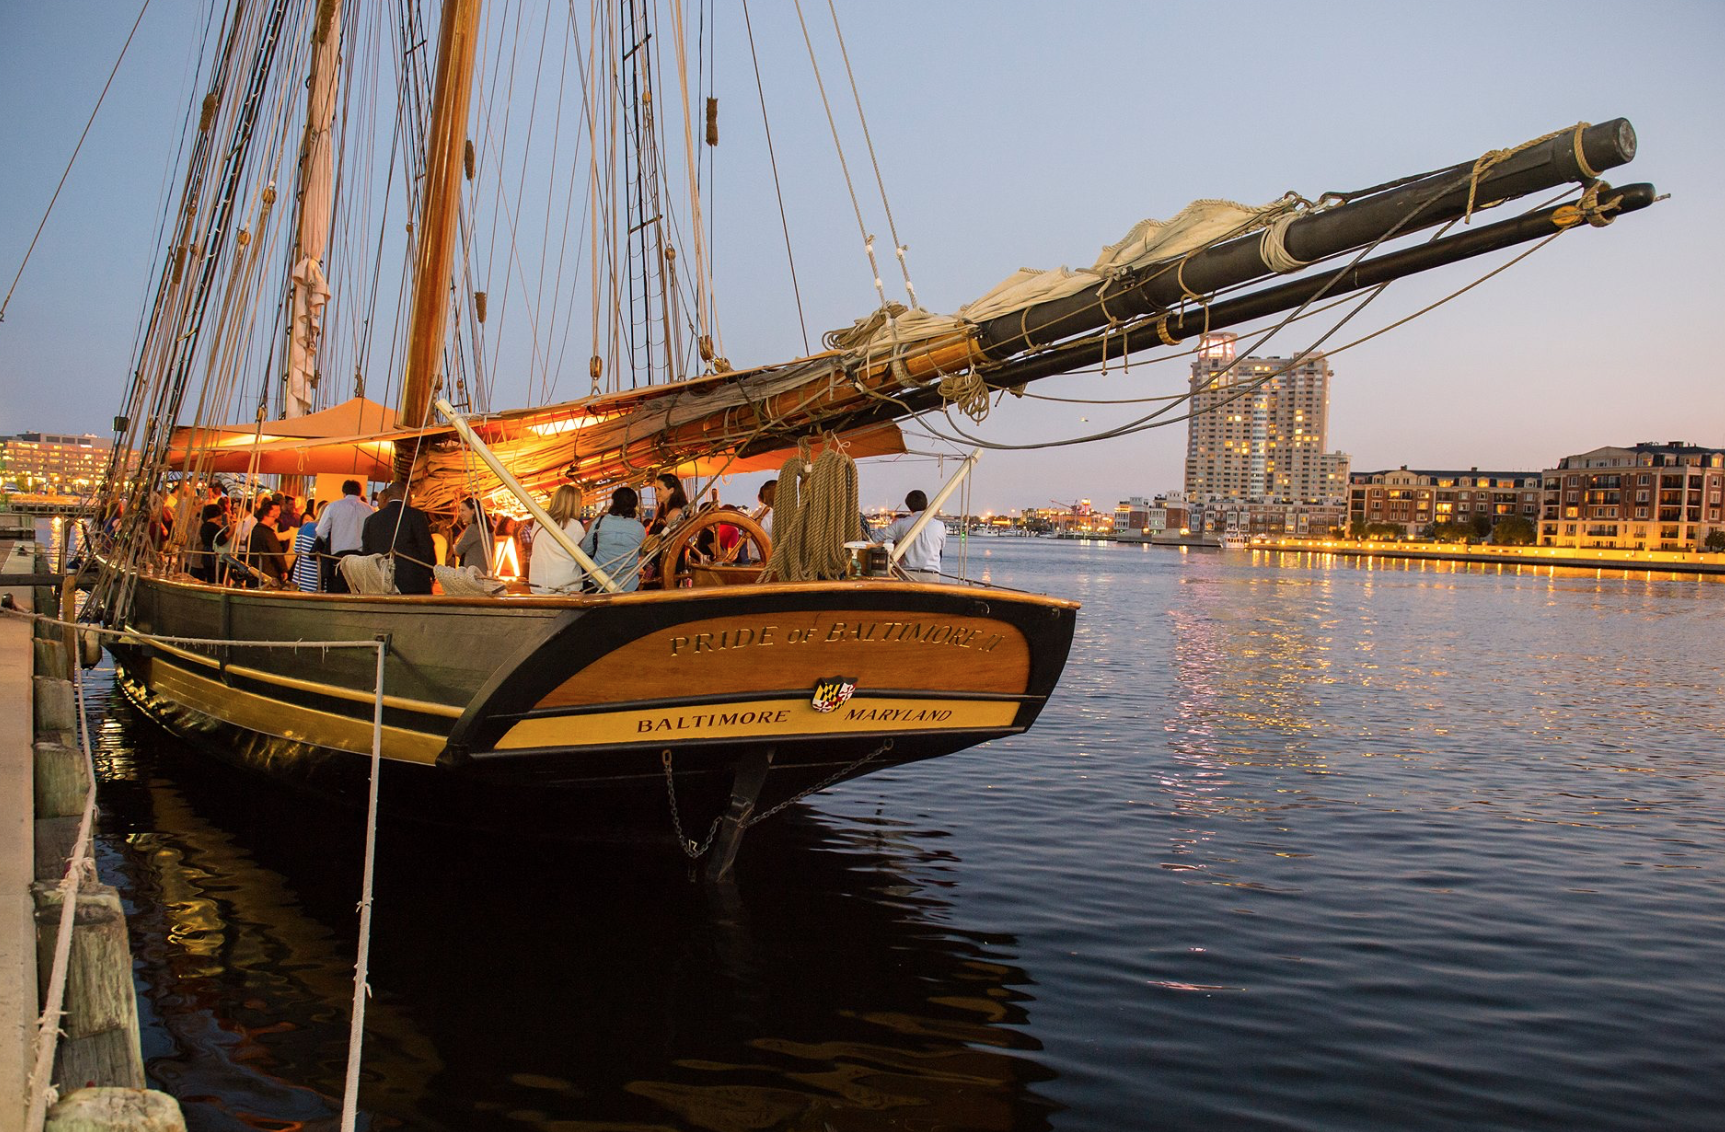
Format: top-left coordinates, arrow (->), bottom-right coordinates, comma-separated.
2,530 -> 185,1131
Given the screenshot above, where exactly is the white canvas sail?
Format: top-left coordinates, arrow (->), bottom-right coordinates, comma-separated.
285,0 -> 340,418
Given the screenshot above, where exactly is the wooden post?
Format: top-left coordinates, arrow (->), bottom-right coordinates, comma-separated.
45,1087 -> 186,1131
34,816 -> 88,884
33,677 -> 77,735
33,742 -> 89,820
60,576 -> 79,680
31,883 -> 146,1091
33,637 -> 67,678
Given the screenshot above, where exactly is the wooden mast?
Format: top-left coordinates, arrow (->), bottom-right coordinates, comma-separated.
395,0 -> 483,483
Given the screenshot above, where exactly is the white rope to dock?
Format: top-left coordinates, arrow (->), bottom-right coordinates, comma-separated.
21,632 -> 97,1132
1,604 -> 387,1132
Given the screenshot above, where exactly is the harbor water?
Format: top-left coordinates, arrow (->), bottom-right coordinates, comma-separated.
82,540 -> 1724,1130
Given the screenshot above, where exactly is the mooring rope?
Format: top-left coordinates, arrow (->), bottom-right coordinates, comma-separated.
20,625 -> 99,1131
0,604 -> 388,1131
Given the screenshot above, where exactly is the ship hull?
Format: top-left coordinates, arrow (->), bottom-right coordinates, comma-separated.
109,574 -> 1078,837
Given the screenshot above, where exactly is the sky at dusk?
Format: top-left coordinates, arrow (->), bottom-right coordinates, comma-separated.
2,0 -> 1721,514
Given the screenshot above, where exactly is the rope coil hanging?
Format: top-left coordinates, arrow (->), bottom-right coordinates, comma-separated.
760,436 -> 865,582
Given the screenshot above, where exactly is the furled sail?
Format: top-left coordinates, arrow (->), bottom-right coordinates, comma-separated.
285,0 -> 340,417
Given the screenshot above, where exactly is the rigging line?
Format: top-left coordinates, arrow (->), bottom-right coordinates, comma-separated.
543,5 -> 596,400
823,0 -> 918,309
925,278 -> 1394,453
528,0 -> 570,404
477,0 -> 527,332
791,0 -> 890,316
474,128 -> 553,392
668,0 -> 714,357
1,0 -> 154,323
698,0 -> 724,360
533,8 -> 585,403
740,0 -> 809,353
128,0 -> 214,366
926,229 -> 1568,453
486,0 -> 556,392
980,183 -> 1578,402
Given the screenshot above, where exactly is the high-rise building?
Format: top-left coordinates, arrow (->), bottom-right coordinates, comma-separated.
1183,333 -> 1349,505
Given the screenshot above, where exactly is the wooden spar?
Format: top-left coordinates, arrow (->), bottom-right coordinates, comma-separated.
561,336 -> 983,486
527,120 -> 1649,492
433,397 -> 622,594
972,119 -> 1638,359
977,183 -> 1661,390
395,0 -> 483,482
889,449 -> 980,567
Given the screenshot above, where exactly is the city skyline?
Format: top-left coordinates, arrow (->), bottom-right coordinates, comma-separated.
2,1 -> 1721,512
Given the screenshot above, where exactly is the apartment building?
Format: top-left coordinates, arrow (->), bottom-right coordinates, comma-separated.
1540,442 -> 1725,550
1349,467 -> 1543,536
1184,333 -> 1350,506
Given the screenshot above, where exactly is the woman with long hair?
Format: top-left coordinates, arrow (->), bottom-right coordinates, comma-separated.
649,473 -> 688,535
527,485 -> 587,594
448,495 -> 493,571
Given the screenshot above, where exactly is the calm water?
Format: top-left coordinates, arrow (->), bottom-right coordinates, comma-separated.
84,541 -> 1725,1131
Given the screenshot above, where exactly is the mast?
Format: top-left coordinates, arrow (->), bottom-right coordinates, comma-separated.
395,0 -> 483,482
284,0 -> 342,419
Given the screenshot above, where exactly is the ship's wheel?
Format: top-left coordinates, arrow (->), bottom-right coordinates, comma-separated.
657,507 -> 772,588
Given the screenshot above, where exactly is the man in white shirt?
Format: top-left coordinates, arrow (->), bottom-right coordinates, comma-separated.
875,489 -> 946,582
315,479 -> 375,592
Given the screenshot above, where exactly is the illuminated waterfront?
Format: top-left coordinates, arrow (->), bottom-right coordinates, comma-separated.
82,538 -> 1725,1130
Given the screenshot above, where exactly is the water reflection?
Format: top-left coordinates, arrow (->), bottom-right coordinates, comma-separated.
89,678 -> 1060,1130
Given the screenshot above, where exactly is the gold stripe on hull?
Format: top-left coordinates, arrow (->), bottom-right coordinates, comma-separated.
148,660 -> 447,765
495,696 -> 1021,750
142,638 -> 465,718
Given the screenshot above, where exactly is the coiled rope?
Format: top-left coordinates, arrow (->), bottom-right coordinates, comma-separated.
760,437 -> 866,582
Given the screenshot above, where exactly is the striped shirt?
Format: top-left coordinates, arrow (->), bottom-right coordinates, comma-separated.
291,521 -> 321,592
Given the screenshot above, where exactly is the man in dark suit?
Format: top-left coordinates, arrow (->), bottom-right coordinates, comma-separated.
361,481 -> 437,595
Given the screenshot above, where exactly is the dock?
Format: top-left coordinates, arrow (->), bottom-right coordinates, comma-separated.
1252,537 -> 1725,576
1,530 -> 186,1130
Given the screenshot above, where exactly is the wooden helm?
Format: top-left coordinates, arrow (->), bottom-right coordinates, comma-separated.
656,506 -> 771,588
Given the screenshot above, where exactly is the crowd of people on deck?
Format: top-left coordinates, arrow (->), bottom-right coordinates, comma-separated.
114,468 -> 947,596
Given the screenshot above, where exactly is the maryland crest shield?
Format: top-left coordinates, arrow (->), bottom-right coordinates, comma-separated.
810,675 -> 859,714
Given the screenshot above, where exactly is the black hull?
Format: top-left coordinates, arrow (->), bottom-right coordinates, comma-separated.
109,574 -> 1078,837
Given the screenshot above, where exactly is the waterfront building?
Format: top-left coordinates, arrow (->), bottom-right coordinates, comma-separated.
1157,492 -> 1190,536
1350,467 -> 1543,536
1113,496 -> 1153,533
1184,332 -> 1350,506
1200,499 -> 1347,538
0,431 -> 117,495
1539,441 -> 1725,550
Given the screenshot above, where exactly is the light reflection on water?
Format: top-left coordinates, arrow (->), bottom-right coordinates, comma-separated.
84,540 -> 1725,1131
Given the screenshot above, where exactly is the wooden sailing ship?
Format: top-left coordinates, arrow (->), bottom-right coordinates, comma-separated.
86,0 -> 1657,869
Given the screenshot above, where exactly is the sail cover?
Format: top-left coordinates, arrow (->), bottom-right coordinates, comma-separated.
167,396 -> 411,477
285,1 -> 341,417
848,197 -> 1303,358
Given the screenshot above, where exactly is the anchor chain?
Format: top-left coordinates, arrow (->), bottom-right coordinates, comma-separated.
662,750 -> 721,859
660,739 -> 897,857
742,738 -> 894,830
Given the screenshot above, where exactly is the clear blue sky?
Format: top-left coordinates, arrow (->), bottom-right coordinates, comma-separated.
2,0 -> 1721,513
